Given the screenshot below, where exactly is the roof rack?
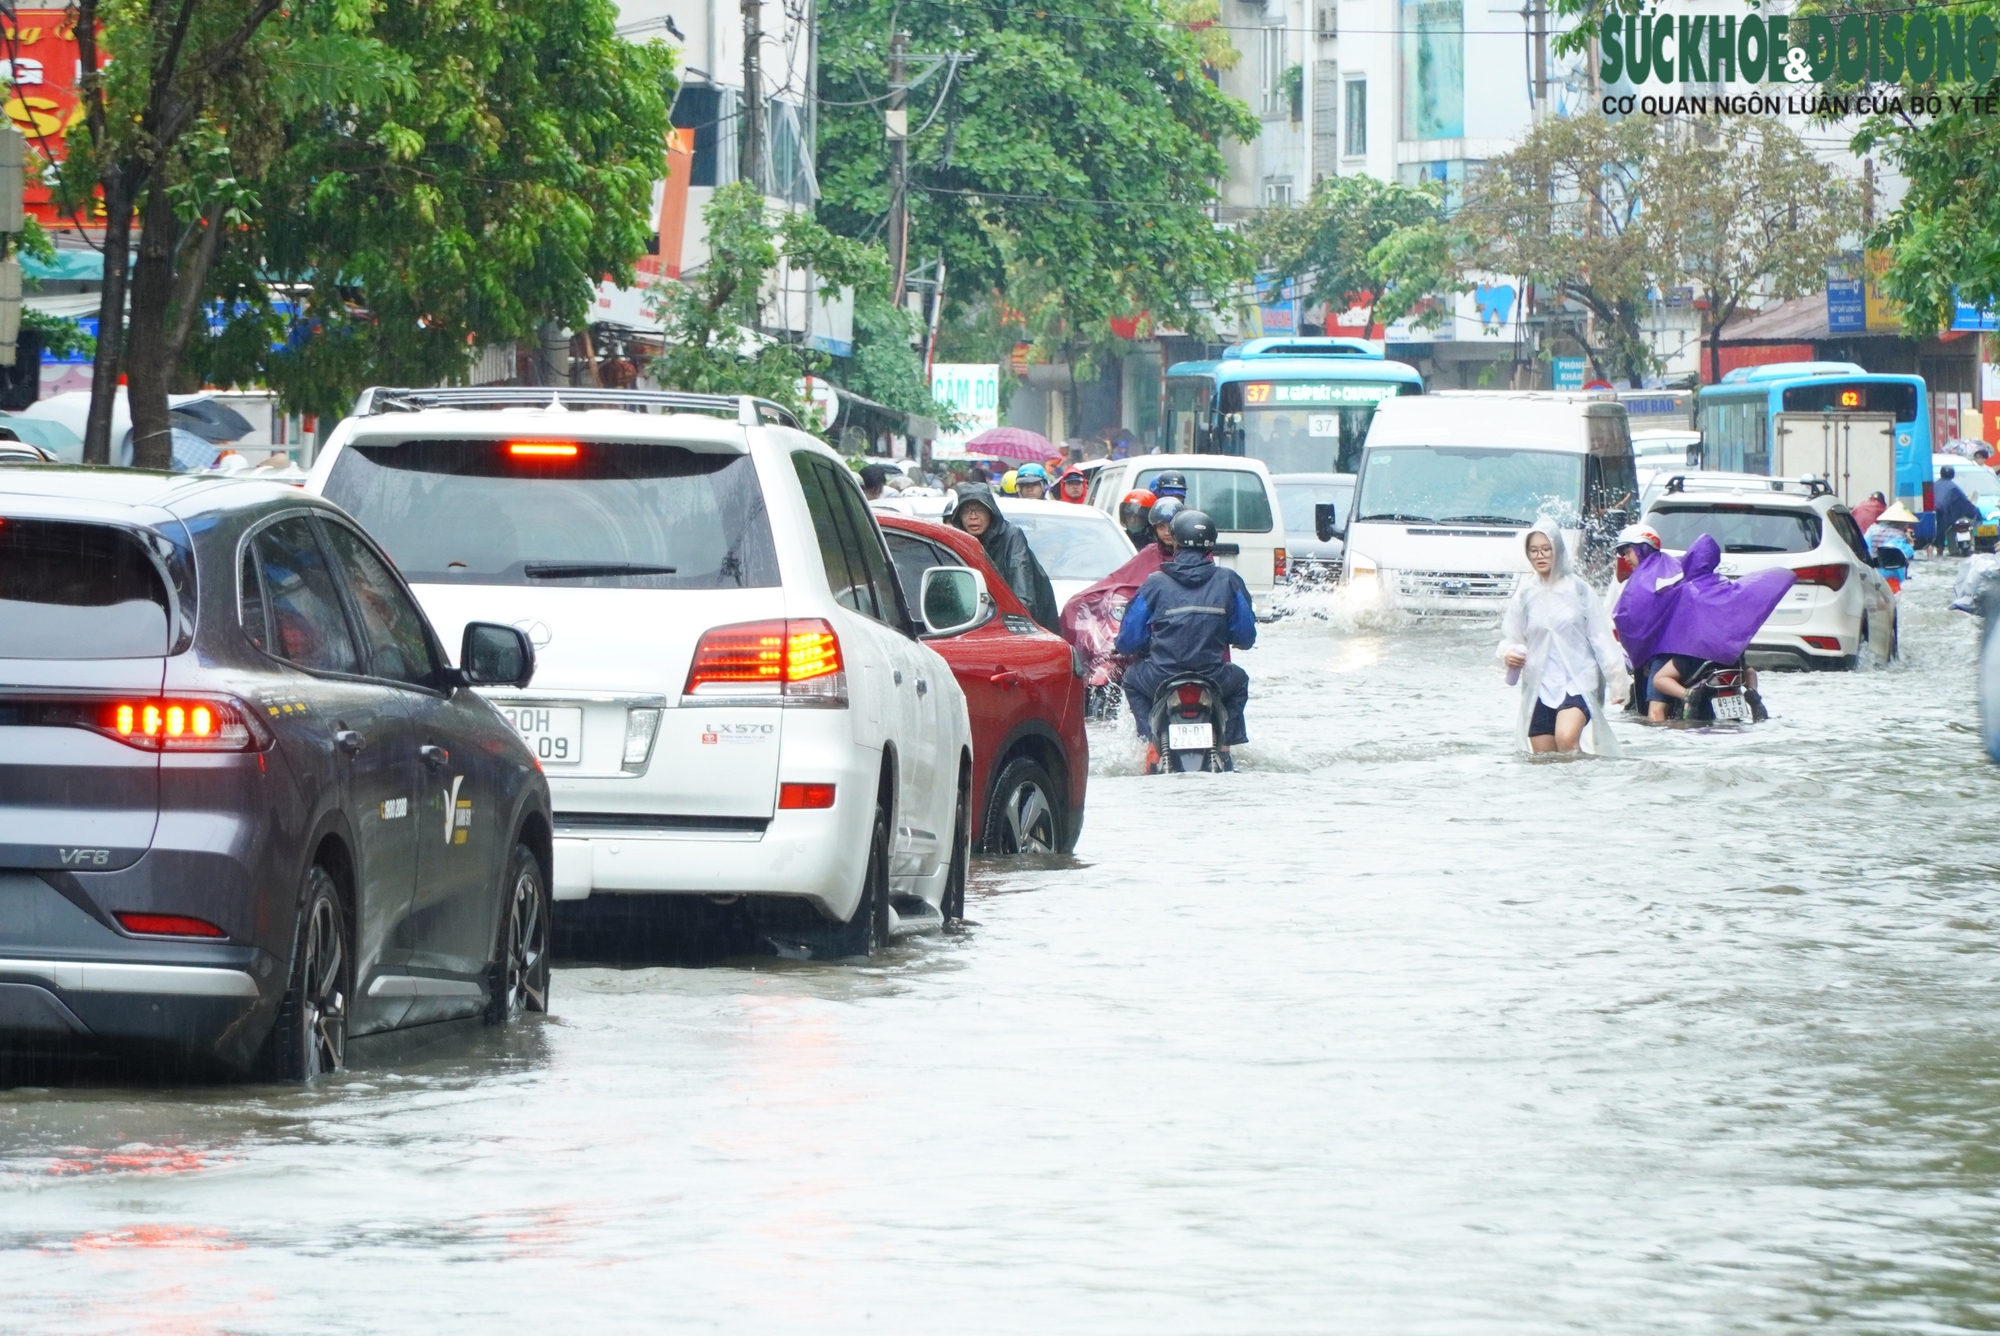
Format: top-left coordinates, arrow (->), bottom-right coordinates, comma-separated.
350,386 -> 804,431
1660,473 -> 1832,499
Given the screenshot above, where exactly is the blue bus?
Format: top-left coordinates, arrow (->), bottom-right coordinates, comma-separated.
1696,362 -> 1930,501
1162,337 -> 1425,474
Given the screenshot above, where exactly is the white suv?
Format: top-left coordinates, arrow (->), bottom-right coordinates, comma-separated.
308,388 -> 973,955
1641,473 -> 1899,670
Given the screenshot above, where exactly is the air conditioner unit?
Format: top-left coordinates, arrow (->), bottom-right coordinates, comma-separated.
1318,5 -> 1338,36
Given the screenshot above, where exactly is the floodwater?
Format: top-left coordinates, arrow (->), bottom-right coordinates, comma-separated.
6,572 -> 2000,1333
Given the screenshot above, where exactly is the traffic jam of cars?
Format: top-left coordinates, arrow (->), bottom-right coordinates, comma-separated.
1,388 -> 1126,1078
0,354 -> 1952,1079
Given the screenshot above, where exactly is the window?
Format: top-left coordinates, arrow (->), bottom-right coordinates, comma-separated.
239,543 -> 269,654
0,519 -> 170,659
885,532 -> 959,614
1827,508 -> 1873,563
1137,468 -> 1276,532
793,453 -> 905,628
1262,26 -> 1289,117
251,517 -> 361,675
1263,178 -> 1294,207
322,439 -> 780,589
1649,505 -> 1821,554
1344,78 -> 1367,156
318,520 -> 439,688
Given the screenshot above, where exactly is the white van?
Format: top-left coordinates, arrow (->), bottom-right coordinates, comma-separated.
1086,454 -> 1286,601
1339,393 -> 1636,611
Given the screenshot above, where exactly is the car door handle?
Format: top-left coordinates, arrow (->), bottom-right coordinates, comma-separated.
917,678 -> 929,695
893,669 -> 904,686
419,744 -> 451,770
988,671 -> 1021,688
334,729 -> 365,756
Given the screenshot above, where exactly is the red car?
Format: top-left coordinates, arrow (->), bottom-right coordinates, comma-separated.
878,513 -> 1088,854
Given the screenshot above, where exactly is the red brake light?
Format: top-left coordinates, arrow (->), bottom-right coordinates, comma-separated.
98,697 -> 262,751
508,442 -> 579,458
1176,684 -> 1204,706
1790,563 -> 1849,590
684,619 -> 846,704
778,782 -> 836,809
1274,547 -> 1287,580
1803,635 -> 1842,650
115,912 -> 226,939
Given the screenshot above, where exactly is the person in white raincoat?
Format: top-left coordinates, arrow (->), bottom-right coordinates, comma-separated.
1498,519 -> 1628,755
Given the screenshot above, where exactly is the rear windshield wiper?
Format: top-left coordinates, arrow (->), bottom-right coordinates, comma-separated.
1438,514 -> 1531,526
1357,512 -> 1437,523
1721,544 -> 1791,553
523,562 -> 678,579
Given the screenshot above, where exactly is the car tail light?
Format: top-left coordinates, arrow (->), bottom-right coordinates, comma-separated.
1790,563 -> 1848,590
115,912 -> 226,939
1274,547 -> 1288,581
0,695 -> 270,752
1804,635 -> 1842,651
778,782 -> 836,809
684,619 -> 846,706
1923,481 -> 1935,512
508,441 -> 579,458
1176,684 -> 1204,706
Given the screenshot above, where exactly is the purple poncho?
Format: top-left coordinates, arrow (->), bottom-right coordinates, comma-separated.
1655,535 -> 1796,664
1611,547 -> 1686,672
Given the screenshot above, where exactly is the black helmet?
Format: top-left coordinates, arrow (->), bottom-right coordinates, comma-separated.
1148,496 -> 1184,527
1170,508 -> 1218,551
1151,470 -> 1189,499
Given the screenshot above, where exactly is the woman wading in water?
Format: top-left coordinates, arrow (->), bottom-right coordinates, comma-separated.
1498,520 -> 1628,756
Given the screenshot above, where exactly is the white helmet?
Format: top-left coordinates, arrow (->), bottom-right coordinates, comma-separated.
1616,523 -> 1663,552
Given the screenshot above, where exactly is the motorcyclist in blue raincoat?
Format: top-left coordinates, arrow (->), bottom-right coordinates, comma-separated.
1115,509 -> 1257,756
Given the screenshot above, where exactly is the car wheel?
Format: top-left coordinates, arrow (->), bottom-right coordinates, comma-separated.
487,842 -> 551,1023
981,756 -> 1063,855
942,763 -> 970,922
831,797 -> 891,957
260,864 -> 350,1081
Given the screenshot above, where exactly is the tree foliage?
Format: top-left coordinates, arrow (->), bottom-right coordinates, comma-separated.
1453,113 -> 1851,386
1250,175 -> 1451,329
816,0 -> 1258,362
198,0 -> 675,420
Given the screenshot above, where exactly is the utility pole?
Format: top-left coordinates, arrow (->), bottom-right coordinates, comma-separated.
887,29 -> 909,304
741,0 -> 765,190
1532,0 -> 1547,117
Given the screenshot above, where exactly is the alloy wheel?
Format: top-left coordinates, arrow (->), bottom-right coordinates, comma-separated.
1001,780 -> 1057,854
300,892 -> 347,1076
502,862 -> 548,1016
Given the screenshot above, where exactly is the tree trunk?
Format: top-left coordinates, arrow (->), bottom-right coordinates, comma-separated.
126,177 -> 178,472
163,199 -> 226,390
83,170 -> 136,466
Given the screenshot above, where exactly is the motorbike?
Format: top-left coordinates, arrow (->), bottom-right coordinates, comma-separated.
1147,673 -> 1234,773
1623,657 -> 1769,724
1953,517 -> 1976,558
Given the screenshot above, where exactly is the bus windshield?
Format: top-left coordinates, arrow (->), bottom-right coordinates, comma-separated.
1227,380 -> 1407,474
1354,446 -> 1584,527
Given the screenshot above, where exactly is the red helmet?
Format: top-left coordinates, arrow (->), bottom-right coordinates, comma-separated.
1118,488 -> 1158,527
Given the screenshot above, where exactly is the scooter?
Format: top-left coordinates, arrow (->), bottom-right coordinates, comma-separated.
1953,517 -> 1976,557
1146,673 -> 1234,773
1876,544 -> 1910,593
1678,659 -> 1769,724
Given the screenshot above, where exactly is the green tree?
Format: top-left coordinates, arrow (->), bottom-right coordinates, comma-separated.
1250,174 -> 1453,331
199,0 -> 675,422
816,0 -> 1258,369
649,181 -> 892,418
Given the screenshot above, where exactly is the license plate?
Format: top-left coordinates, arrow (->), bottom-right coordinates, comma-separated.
1167,721 -> 1214,751
1710,693 -> 1752,723
499,705 -> 584,765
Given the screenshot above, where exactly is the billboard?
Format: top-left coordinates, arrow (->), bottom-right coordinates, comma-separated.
3,11 -> 99,226
929,363 -> 999,455
1400,0 -> 1464,141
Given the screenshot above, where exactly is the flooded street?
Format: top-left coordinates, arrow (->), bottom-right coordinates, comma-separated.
7,572 -> 1999,1333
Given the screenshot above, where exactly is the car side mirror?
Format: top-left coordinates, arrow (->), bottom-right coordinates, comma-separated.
459,621 -> 535,688
1314,502 -> 1338,543
920,565 -> 988,637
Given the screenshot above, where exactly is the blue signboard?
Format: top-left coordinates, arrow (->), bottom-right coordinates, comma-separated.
1552,356 -> 1585,390
1827,279 -> 1866,333
1951,293 -> 1998,332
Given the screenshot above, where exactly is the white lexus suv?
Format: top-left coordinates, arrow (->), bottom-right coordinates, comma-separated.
308,388 -> 973,955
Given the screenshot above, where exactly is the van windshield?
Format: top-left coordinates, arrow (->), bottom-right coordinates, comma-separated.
1353,446 -> 1583,527
324,439 -> 781,588
0,520 -> 172,658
